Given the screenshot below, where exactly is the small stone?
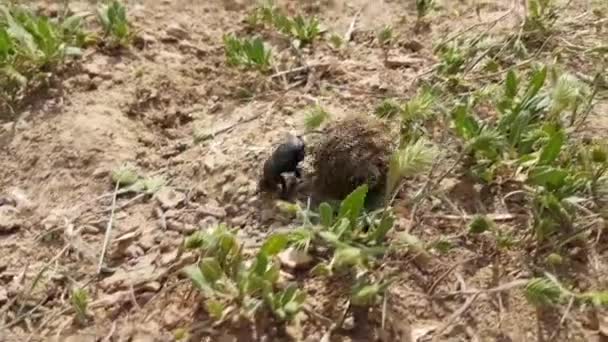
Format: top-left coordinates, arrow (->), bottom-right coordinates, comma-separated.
155,188 -> 185,209
231,215 -> 248,227
82,57 -> 111,79
182,223 -> 196,234
90,76 -> 103,89
142,281 -> 162,292
0,286 -> 7,304
160,250 -> 179,266
225,204 -> 238,216
165,23 -> 190,40
221,183 -> 234,202
0,206 -> 21,233
92,167 -> 109,179
402,39 -> 424,52
8,188 -> 35,211
138,231 -> 157,251
278,248 -> 313,270
196,204 -> 226,218
166,219 -> 184,232
82,225 -> 100,234
162,304 -> 181,329
385,55 -> 425,69
199,216 -> 219,230
99,264 -> 166,291
125,245 -> 145,259
261,209 -> 275,223
140,33 -> 157,44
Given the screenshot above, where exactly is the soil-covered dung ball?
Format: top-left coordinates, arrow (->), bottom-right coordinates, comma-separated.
312,115 -> 396,199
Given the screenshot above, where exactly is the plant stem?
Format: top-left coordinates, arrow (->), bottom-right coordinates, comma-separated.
97,181 -> 120,274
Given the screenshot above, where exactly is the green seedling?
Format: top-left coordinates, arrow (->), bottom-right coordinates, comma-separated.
374,99 -> 401,119
97,0 -> 132,48
251,2 -> 322,47
303,105 -> 330,131
70,287 -> 89,324
377,25 -> 393,46
0,4 -> 86,107
328,33 -> 343,49
416,0 -> 434,19
223,34 -> 272,72
183,224 -> 304,322
386,138 -> 438,197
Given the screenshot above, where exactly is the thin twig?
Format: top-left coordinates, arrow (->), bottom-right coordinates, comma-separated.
432,293 -> 480,340
303,305 -> 333,326
436,9 -> 514,49
343,9 -> 362,44
548,296 -> 575,340
103,321 -> 117,342
433,278 -> 530,298
429,213 -> 519,221
102,192 -> 146,213
427,257 -> 478,295
320,300 -> 351,342
98,181 -> 120,274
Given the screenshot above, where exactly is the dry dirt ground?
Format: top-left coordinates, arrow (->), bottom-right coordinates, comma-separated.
0,0 -> 607,341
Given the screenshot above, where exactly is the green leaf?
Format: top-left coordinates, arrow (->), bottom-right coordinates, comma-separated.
524,66 -> 547,100
537,124 -> 565,165
275,200 -> 300,216
319,202 -> 334,227
505,70 -> 519,99
374,98 -> 401,118
351,282 -> 381,307
111,164 -> 139,186
288,227 -> 314,251
527,166 -> 568,189
251,252 -> 269,276
338,184 -> 368,225
452,104 -> 480,140
311,262 -> 331,276
331,246 -> 363,269
386,139 -> 438,195
580,291 -> 608,307
183,264 -> 213,294
524,277 -> 563,307
332,217 -> 351,240
468,215 -> 494,234
260,233 -> 289,256
0,65 -> 27,86
184,231 -> 205,249
319,230 -> 342,246
304,105 -> 330,131
200,258 -> 223,284
370,212 -> 394,243
205,299 -> 226,320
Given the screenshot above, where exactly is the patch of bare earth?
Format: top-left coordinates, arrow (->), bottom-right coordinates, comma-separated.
1,0 -> 607,341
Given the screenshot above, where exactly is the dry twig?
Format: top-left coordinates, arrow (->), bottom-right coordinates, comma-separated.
97,181 -> 120,274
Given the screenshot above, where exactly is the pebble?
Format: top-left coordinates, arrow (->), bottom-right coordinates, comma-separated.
196,203 -> 226,218
0,207 -> 21,233
155,188 -> 185,210
231,214 -> 248,227
0,286 -> 7,304
278,248 -> 313,270
199,216 -> 219,230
